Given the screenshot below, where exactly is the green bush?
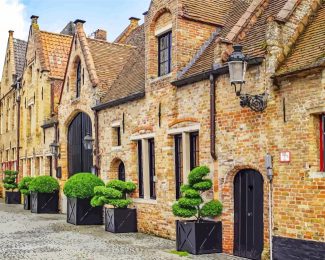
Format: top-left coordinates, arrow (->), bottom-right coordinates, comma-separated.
29,176 -> 60,194
2,170 -> 19,191
63,173 -> 104,199
18,177 -> 34,195
172,166 -> 222,221
91,179 -> 136,208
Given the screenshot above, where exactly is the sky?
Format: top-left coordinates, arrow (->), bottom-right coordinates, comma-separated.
0,0 -> 151,74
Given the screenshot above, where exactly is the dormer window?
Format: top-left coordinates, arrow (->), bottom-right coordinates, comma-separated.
158,31 -> 172,76
76,61 -> 81,97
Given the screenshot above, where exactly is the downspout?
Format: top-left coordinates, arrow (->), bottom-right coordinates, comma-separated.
210,74 -> 217,160
54,123 -> 58,171
94,110 -> 100,177
16,83 -> 21,177
269,178 -> 273,260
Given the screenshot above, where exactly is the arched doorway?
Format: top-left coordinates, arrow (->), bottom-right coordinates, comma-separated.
68,112 -> 93,177
234,169 -> 264,260
118,162 -> 125,181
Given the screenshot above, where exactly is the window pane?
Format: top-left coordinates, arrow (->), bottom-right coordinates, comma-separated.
175,135 -> 183,199
158,31 -> 172,76
138,141 -> 144,198
148,139 -> 156,199
190,132 -> 199,170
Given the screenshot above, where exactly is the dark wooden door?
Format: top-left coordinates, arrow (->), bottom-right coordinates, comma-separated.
68,112 -> 93,177
118,162 -> 125,181
234,169 -> 264,260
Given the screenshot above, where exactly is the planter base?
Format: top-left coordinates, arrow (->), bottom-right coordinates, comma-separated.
176,220 -> 222,255
105,208 -> 137,233
23,195 -> 31,210
67,198 -> 103,225
31,191 -> 59,214
5,191 -> 21,204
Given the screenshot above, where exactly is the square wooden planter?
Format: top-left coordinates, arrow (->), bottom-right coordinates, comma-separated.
23,195 -> 31,210
31,191 -> 59,214
5,191 -> 21,204
104,208 -> 137,233
176,220 -> 222,255
67,197 -> 103,225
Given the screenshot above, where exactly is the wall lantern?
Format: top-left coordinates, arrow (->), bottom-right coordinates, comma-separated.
83,134 -> 94,150
50,141 -> 59,157
228,44 -> 268,112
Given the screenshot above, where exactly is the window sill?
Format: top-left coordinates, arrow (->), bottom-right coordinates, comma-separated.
133,198 -> 157,205
149,73 -> 172,84
111,146 -> 122,151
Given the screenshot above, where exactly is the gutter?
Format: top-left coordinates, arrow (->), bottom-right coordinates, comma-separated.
172,57 -> 264,87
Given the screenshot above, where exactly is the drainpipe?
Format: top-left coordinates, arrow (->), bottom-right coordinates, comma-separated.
265,153 -> 274,260
16,82 -> 21,178
54,123 -> 58,171
210,74 -> 217,160
94,110 -> 100,177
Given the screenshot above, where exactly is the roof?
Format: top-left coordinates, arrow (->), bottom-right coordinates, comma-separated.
276,4 -> 325,76
87,38 -> 134,93
178,0 -> 287,80
13,38 -> 27,77
178,0 -> 252,79
180,0 -> 233,26
39,31 -> 72,79
100,25 -> 145,104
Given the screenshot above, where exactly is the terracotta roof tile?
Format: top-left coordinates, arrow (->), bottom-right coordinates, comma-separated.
180,0 -> 233,26
87,38 -> 134,94
276,4 -> 325,75
13,38 -> 27,77
39,31 -> 72,79
101,25 -> 145,103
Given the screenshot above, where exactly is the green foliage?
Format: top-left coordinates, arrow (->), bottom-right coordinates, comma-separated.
201,200 -> 223,218
2,170 -> 19,191
172,166 -> 222,221
169,250 -> 189,257
29,176 -> 59,194
18,177 -> 34,195
63,173 -> 104,199
91,179 -> 136,208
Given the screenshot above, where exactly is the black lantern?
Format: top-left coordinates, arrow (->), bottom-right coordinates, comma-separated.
50,141 -> 59,157
83,134 -> 94,150
228,44 -> 268,112
228,45 -> 247,96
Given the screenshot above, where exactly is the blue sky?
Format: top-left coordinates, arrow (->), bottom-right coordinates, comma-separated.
0,0 -> 151,73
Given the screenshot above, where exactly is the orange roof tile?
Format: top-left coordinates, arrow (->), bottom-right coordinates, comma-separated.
276,4 -> 325,75
39,31 -> 72,79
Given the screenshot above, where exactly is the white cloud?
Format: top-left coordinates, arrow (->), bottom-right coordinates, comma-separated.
0,0 -> 27,74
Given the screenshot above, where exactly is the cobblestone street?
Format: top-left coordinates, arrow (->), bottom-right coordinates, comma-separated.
0,201 -> 243,260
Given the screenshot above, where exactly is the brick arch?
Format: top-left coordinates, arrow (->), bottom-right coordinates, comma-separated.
109,157 -> 125,180
221,164 -> 267,254
64,109 -> 90,128
151,7 -> 172,25
69,55 -> 82,96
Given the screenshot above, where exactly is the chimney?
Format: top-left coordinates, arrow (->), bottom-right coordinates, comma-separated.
94,29 -> 107,41
31,15 -> 39,24
74,19 -> 86,30
8,30 -> 14,37
129,17 -> 140,27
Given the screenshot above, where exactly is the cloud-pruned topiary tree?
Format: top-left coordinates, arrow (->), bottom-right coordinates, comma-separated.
18,177 -> 34,195
172,166 -> 222,221
3,170 -> 19,191
91,180 -> 136,208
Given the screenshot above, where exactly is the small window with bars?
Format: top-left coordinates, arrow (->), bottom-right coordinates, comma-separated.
158,31 -> 172,77
137,140 -> 144,198
190,132 -> 199,170
148,138 -> 156,199
175,134 -> 183,199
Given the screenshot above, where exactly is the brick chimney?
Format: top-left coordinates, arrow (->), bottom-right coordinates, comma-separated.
129,17 -> 140,26
8,30 -> 14,37
94,29 -> 107,41
31,15 -> 39,24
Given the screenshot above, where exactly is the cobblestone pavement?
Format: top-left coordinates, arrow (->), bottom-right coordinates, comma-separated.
0,200 -> 244,260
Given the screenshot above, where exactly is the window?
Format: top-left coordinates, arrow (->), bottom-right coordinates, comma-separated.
321,115 -> 325,171
148,138 -> 156,199
158,31 -> 172,76
116,126 -> 121,146
76,61 -> 81,97
175,134 -> 183,199
190,132 -> 199,170
118,162 -> 125,181
137,140 -> 144,198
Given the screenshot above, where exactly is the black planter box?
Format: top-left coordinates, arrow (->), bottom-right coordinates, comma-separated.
5,191 -> 21,204
31,191 -> 59,214
105,208 -> 137,233
67,197 -> 103,225
176,220 -> 222,255
23,195 -> 31,210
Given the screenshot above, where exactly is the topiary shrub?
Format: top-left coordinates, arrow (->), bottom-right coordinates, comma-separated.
172,166 -> 222,221
63,173 -> 105,199
18,177 -> 34,195
29,176 -> 60,194
3,170 -> 19,191
91,179 -> 136,208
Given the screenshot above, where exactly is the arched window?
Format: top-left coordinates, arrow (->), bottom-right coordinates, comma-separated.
76,61 -> 81,98
118,162 -> 125,181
